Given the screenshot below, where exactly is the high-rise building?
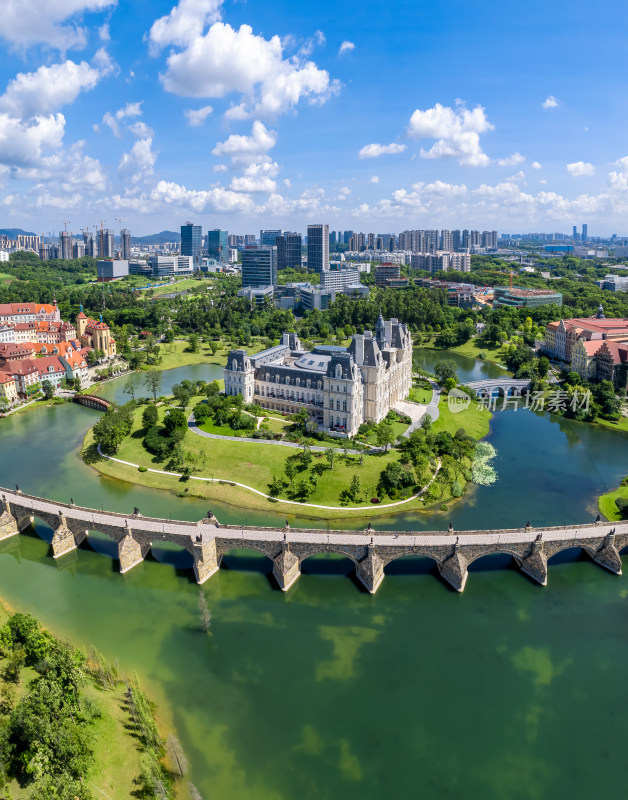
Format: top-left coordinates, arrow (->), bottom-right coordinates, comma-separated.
276,232 -> 302,270
481,230 -> 498,249
206,229 -> 229,261
572,225 -> 579,241
60,231 -> 73,260
307,224 -> 329,273
329,230 -> 337,245
73,241 -> 85,259
181,222 -> 203,269
440,230 -> 453,251
241,246 -> 277,288
260,229 -> 282,246
244,234 -> 256,245
452,230 -> 462,251
120,228 -> 132,259
99,229 -> 115,258
582,224 -> 588,242
343,230 -> 354,245
83,231 -> 98,258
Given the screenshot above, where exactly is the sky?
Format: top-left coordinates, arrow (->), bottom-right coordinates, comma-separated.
1,0 -> 628,236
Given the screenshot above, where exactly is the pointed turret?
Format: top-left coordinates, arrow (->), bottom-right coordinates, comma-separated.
596,304 -> 605,319
375,309 -> 386,346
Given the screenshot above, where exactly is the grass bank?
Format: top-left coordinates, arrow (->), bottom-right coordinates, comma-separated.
431,397 -> 492,439
598,484 -> 628,522
0,602 -> 182,800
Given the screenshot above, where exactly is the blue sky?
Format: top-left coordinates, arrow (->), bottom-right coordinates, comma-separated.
1,0 -> 627,236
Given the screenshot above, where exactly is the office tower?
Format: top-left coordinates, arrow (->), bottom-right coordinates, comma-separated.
60,231 -> 73,260
120,228 -> 132,259
376,236 -> 384,250
260,229 -> 282,246
241,246 -> 277,287
244,234 -> 256,245
307,224 -> 329,273
582,224 -> 588,242
440,229 -> 453,251
276,232 -> 302,270
367,233 -> 375,250
343,230 -> 353,245
572,225 -> 578,241
206,229 -> 229,261
452,230 -> 461,251
181,221 -> 202,268
330,230 -> 337,245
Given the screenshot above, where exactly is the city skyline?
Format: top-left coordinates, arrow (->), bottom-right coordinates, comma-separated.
1,0 -> 628,234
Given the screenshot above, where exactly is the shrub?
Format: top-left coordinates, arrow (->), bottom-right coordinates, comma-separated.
138,466 -> 148,472
615,497 -> 628,518
370,497 -> 380,504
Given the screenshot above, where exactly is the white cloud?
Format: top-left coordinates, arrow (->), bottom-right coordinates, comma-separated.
184,105 -> 214,126
406,102 -> 494,166
567,161 -> 595,176
358,142 -> 406,159
149,0 -> 224,51
118,138 -> 157,184
154,15 -> 339,118
212,120 -> 276,165
213,163 -> 227,172
229,160 -> 279,193
339,40 -> 355,56
100,102 -> 143,137
2,0 -> 116,51
369,175 -> 380,184
0,113 -> 66,168
542,96 -> 559,109
299,30 -> 326,58
497,152 -> 524,167
129,121 -> 154,138
0,59 -> 105,118
149,179 -> 254,213
99,23 -> 110,41
531,161 -> 542,170
506,170 -> 526,182
283,178 -> 291,188
607,156 -> 628,191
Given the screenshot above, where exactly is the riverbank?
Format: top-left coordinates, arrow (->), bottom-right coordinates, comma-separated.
0,601 -> 180,800
414,339 -> 510,369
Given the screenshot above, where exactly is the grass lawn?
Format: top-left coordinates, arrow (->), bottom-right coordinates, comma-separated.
431,397 -> 492,440
362,420 -> 409,445
141,278 -> 205,297
594,415 -> 628,434
598,485 -> 628,522
262,416 -> 291,434
85,401 -> 437,519
0,272 -> 14,284
199,418 -> 255,437
449,338 -> 510,368
409,386 -> 433,404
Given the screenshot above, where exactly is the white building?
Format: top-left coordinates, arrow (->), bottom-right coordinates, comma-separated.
224,315 -> 412,437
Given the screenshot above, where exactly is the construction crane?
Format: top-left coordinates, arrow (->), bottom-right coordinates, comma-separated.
493,269 -> 515,288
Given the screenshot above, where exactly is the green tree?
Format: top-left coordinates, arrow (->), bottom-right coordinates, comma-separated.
144,369 -> 162,401
164,408 -> 187,435
164,328 -> 175,343
41,380 -> 55,400
285,459 -> 297,486
123,378 -> 136,401
348,474 -> 361,502
537,356 -> 550,379
142,403 -> 158,429
187,334 -> 199,353
376,423 -> 395,451
434,360 -> 458,385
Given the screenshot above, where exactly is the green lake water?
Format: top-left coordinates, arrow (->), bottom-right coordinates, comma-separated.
0,356 -> 627,798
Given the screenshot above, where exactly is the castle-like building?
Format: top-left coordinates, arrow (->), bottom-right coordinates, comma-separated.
224,315 -> 412,437
76,306 -> 116,357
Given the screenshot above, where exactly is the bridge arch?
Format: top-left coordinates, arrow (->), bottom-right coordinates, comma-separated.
300,550 -> 358,575
220,546 -> 274,573
467,550 -> 520,572
383,552 -> 440,575
547,545 -> 597,564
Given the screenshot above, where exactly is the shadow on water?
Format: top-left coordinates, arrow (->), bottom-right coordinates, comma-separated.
468,553 -> 518,572
548,547 -> 590,565
384,556 -> 439,576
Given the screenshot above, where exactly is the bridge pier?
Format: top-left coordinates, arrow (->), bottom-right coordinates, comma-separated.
51,514 -> 81,559
592,531 -> 622,575
192,538 -> 221,584
355,546 -> 385,594
118,532 -> 150,573
272,544 -> 300,591
0,499 -> 19,541
516,534 -> 548,586
438,540 -> 468,592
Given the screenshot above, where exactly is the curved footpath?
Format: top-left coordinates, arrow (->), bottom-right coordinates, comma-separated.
95,445 -> 441,511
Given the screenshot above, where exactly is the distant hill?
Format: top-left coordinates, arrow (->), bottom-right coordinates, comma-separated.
131,230 -> 181,245
0,228 -> 37,238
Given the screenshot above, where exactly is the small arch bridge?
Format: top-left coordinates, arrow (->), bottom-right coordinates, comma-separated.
74,394 -> 111,411
0,487 -> 625,594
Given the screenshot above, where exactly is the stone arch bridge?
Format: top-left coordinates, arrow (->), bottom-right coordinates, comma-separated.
0,487 -> 625,594
464,376 -> 559,398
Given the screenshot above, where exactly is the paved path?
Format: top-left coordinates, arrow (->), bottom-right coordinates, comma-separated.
397,380 -> 441,437
96,445 -> 441,511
